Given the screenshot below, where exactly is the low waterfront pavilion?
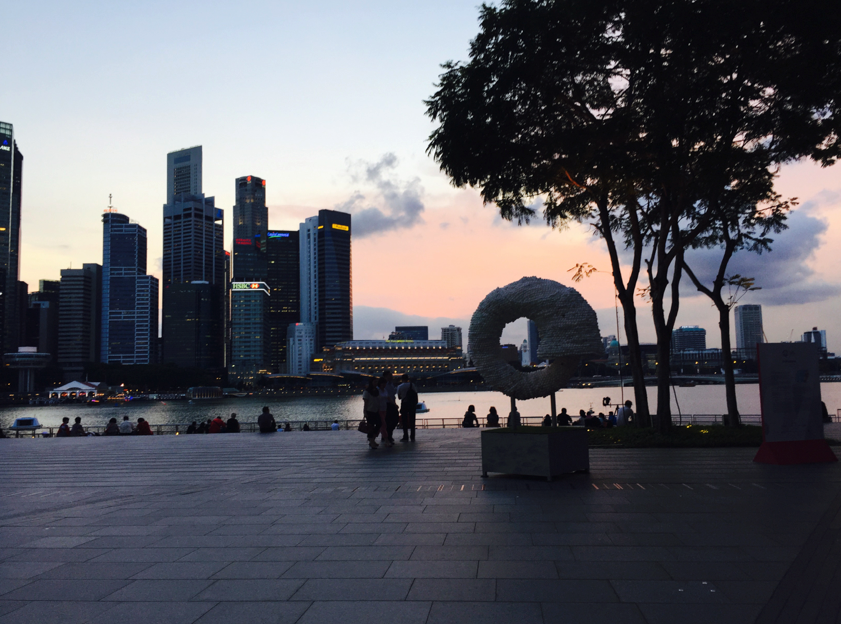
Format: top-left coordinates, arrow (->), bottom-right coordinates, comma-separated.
0,428 -> 840,623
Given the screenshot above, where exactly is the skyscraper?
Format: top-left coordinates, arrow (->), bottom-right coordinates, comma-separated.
266,231 -> 300,373
0,121 -> 23,355
735,304 -> 764,356
441,325 -> 463,348
101,209 -> 159,365
162,146 -> 224,368
25,280 -> 60,363
801,327 -> 828,355
58,264 -> 102,381
229,176 -> 270,383
298,210 -> 352,369
527,319 -> 540,364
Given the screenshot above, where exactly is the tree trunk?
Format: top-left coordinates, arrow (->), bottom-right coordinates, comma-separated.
717,302 -> 740,426
650,292 -> 673,434
618,293 -> 650,427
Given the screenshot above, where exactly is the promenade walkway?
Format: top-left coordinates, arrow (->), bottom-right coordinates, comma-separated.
0,429 -> 839,623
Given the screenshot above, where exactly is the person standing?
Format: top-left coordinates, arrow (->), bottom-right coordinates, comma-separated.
376,377 -> 393,447
397,374 -> 418,442
362,379 -> 381,449
382,370 -> 400,443
616,400 -> 634,426
258,406 -> 277,433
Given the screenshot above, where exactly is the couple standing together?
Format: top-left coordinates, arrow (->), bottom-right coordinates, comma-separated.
362,371 -> 418,449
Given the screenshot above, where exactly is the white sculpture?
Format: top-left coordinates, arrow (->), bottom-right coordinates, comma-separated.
468,277 -> 602,400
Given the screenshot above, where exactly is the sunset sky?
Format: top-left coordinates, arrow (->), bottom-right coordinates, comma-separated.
5,0 -> 840,351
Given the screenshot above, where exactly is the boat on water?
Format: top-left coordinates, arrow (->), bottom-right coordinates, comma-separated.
416,401 -> 430,413
10,417 -> 41,432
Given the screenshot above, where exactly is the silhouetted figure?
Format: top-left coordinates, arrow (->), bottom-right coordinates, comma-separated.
542,414 -> 552,427
136,418 -> 153,435
209,416 -> 226,433
196,421 -> 207,434
227,414 -> 240,433
284,422 -> 291,432
57,417 -> 71,437
104,418 -> 120,436
258,406 -> 277,433
462,405 -> 479,428
119,415 -> 134,434
398,374 -> 419,441
186,421 -> 197,434
485,407 -> 500,428
70,417 -> 85,437
559,408 -> 572,426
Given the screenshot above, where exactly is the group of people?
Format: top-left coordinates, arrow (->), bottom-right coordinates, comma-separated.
185,413 -> 241,434
361,371 -> 419,449
458,400 -> 636,429
57,415 -> 153,436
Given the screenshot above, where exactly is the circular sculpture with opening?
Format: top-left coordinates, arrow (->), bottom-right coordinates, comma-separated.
468,277 -> 602,400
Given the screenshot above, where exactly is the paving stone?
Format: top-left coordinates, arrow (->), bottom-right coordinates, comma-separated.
178,547 -> 266,562
315,546 -> 414,561
496,578 -> 618,602
373,534 -> 446,546
571,546 -> 674,562
102,579 -> 212,601
411,546 -> 487,561
2,579 -> 130,601
0,563 -> 63,580
427,601 -> 543,624
18,537 -> 97,549
290,578 -> 412,601
489,546 -> 573,561
540,602 -> 647,624
555,561 -> 672,581
89,548 -> 196,563
296,534 -> 378,547
3,549 -> 111,563
88,601 -> 215,624
0,602 -> 27,618
638,603 -> 763,624
0,582 -> 31,599
0,600 -> 115,624
478,560 -> 557,579
407,578 -> 495,601
192,579 -> 304,601
295,600 -> 430,624
34,562 -> 153,580
386,560 -> 478,578
443,533 -> 532,546
251,547 -> 326,561
282,561 -> 390,579
212,562 -> 294,579
611,580 -> 728,603
193,601 -> 311,624
130,562 -> 229,579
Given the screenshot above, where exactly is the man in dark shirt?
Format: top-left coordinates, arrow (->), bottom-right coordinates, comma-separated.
258,406 -> 276,433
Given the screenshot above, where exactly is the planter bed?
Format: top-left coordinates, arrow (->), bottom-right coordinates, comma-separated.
481,426 -> 589,480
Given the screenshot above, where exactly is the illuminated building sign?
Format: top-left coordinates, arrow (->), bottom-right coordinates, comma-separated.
267,232 -> 289,238
231,282 -> 270,295
0,145 -> 9,152
332,223 -> 349,231
234,238 -> 252,245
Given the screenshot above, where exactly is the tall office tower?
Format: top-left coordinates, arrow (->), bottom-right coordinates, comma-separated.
671,325 -> 707,352
527,319 -> 540,364
287,322 -> 316,375
519,339 -> 530,367
395,326 -> 429,341
0,122 -> 23,355
166,146 -> 202,204
162,146 -> 224,368
25,280 -> 60,363
229,176 -> 270,383
441,325 -> 463,348
267,231 -> 300,373
801,327 -> 828,355
735,304 -> 764,356
58,264 -> 102,381
316,210 -> 352,350
101,210 -> 159,365
298,210 -> 352,363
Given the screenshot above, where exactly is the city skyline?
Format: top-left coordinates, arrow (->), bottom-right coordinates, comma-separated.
4,0 -> 840,353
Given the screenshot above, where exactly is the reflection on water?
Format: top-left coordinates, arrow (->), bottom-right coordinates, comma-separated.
1,384 -> 839,430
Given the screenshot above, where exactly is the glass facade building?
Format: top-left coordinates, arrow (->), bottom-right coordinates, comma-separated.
267,231 -> 300,373
0,121 -> 23,355
162,146 -> 224,368
101,211 -> 159,364
735,304 -> 764,356
58,264 -> 102,381
316,210 -> 352,351
671,326 -> 707,352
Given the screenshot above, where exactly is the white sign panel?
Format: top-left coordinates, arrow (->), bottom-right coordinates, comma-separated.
758,343 -> 823,443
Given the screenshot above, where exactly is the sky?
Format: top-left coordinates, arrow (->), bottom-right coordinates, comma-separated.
5,0 -> 841,352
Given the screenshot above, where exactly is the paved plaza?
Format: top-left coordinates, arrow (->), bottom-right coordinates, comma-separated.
1,428 -> 840,624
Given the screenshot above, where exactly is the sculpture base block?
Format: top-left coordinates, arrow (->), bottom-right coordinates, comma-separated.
753,440 -> 837,465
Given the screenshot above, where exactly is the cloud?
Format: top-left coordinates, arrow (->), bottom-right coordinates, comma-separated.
683,204 -> 841,306
335,153 -> 425,238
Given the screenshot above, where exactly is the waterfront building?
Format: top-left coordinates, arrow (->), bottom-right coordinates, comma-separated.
671,325 -> 707,352
395,326 -> 429,341
441,325 -> 463,348
101,209 -> 158,365
801,327 -> 828,355
229,176 -> 269,383
735,304 -> 764,356
0,122 -> 23,354
25,281 -> 60,363
162,146 -> 224,368
298,210 -> 352,368
266,231 -> 300,373
287,322 -> 316,375
316,339 -> 461,375
58,263 -> 102,381
527,319 -> 540,364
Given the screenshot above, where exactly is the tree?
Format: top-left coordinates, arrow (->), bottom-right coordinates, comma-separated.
426,0 -> 840,432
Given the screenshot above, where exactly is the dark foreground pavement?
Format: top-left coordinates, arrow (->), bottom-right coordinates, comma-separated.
1,428 -> 839,624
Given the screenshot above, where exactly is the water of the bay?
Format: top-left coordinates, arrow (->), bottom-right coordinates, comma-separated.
2,383 -> 840,430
